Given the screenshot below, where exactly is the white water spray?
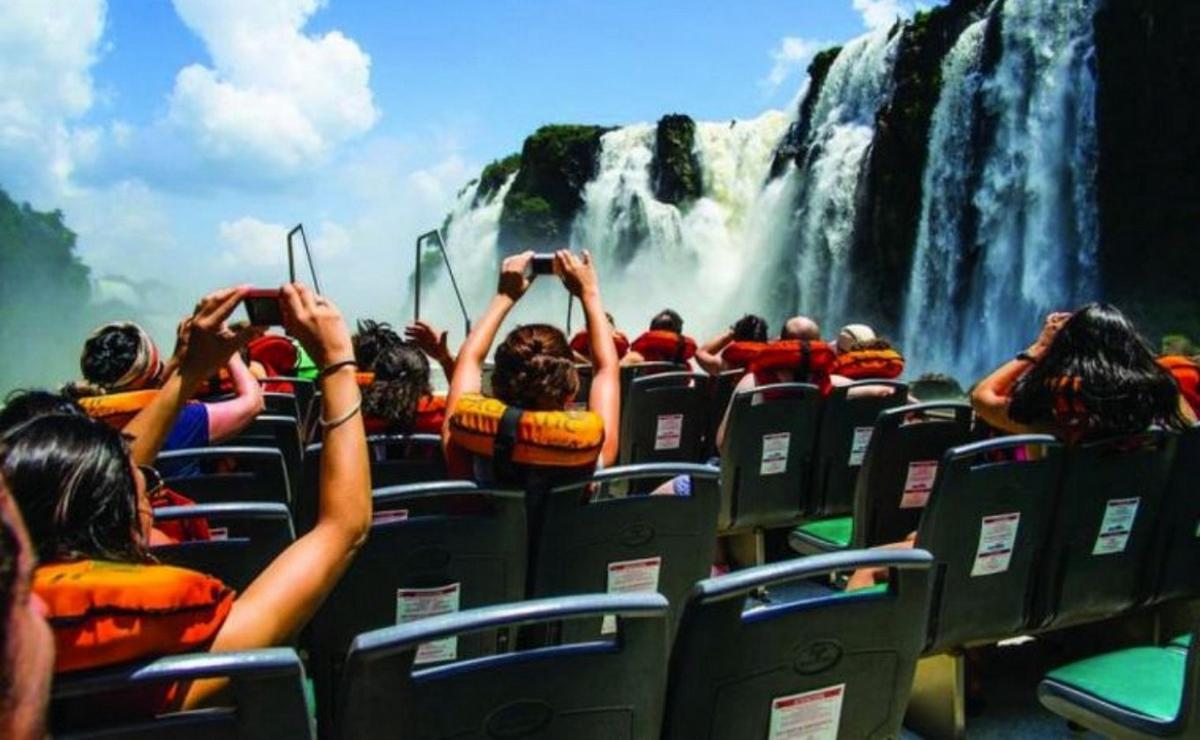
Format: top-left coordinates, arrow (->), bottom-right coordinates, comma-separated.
793,26 -> 902,330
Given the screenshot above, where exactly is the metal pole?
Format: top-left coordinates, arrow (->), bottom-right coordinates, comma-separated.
287,224 -> 322,294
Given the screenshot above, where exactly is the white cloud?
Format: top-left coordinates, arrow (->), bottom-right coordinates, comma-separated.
165,0 -> 379,173
763,36 -> 831,93
852,0 -> 914,31
217,216 -> 350,270
0,0 -> 106,203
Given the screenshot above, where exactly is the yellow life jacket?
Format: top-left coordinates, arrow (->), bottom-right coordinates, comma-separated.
78,390 -> 160,429
448,393 -> 604,468
833,348 -> 905,380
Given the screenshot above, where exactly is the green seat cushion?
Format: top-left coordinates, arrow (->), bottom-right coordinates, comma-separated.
1171,633 -> 1192,650
1046,647 -> 1185,722
795,517 -> 853,548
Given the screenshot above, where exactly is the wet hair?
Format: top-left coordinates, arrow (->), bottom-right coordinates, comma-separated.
649,309 -> 684,335
353,320 -> 404,371
0,391 -> 85,437
0,415 -> 147,564
1010,303 -> 1187,438
363,342 -> 432,431
80,324 -> 141,387
731,314 -> 769,343
491,324 -> 580,410
911,372 -> 965,401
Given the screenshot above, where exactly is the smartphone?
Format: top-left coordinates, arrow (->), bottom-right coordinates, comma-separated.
244,289 -> 284,326
530,253 -> 556,275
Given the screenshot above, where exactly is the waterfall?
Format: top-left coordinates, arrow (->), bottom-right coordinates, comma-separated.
567,111 -> 792,338
793,26 -> 902,331
902,19 -> 989,376
956,0 -> 1101,380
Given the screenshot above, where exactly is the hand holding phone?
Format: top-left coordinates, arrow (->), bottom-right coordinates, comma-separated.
244,289 -> 284,326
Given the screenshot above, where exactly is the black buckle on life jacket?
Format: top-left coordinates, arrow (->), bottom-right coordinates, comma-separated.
798,340 -> 812,380
491,404 -> 525,483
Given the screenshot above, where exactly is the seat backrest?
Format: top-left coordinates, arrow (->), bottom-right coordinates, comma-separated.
851,402 -> 974,548
264,376 -> 316,424
917,435 -> 1064,653
337,593 -> 670,740
298,435 -> 446,535
718,383 -> 822,532
151,502 -> 295,592
309,481 -> 526,737
619,372 -> 710,465
158,447 -> 291,506
231,415 -> 305,494
51,648 -> 313,739
262,392 -> 300,419
1152,425 -> 1200,603
810,381 -> 910,517
1035,430 -> 1177,629
532,463 -> 720,639
661,549 -> 934,740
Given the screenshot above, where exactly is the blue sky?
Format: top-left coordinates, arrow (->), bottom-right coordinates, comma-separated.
0,0 -> 917,332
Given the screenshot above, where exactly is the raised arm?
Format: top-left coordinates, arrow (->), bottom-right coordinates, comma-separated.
557,249 -> 620,466
204,354 -> 266,443
124,288 -> 257,465
716,372 -> 757,450
405,320 -> 457,385
188,284 -> 370,707
971,312 -> 1069,434
696,328 -> 735,376
442,252 -> 534,447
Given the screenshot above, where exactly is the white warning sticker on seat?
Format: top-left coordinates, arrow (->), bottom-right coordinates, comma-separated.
971,512 -> 1020,577
373,508 -> 409,524
900,461 -> 938,509
396,583 -> 460,665
760,432 -> 791,476
654,414 -> 683,451
601,556 -> 662,635
1093,497 -> 1140,556
848,426 -> 873,466
768,683 -> 845,740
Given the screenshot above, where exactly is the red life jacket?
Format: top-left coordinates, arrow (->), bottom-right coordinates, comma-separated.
630,330 -> 697,364
748,340 -> 837,395
833,348 -> 905,380
363,394 -> 448,436
1159,355 -> 1200,415
569,330 -> 630,360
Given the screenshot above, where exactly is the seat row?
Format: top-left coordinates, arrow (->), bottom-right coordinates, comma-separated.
52,549 -> 936,740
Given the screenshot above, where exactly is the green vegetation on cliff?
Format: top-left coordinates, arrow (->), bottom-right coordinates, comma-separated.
497,124 -> 612,253
0,188 -> 93,391
651,114 -> 702,205
474,153 -> 521,206
770,46 -> 843,179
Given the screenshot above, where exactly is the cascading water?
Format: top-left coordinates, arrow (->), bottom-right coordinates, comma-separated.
956,0 -> 1101,379
573,112 -> 798,336
901,19 -> 990,376
793,26 -> 902,331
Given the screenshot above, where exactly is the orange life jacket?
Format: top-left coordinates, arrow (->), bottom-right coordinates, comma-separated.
630,330 -> 697,364
722,341 -> 766,369
363,394 -> 448,436
833,348 -> 905,380
569,330 -> 630,360
35,560 -> 234,674
1159,355 -> 1200,415
78,390 -> 160,430
447,393 -> 604,468
748,340 -> 836,395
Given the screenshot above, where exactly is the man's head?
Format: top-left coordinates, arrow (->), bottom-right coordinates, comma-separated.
0,474 -> 54,739
836,324 -> 877,353
781,316 -> 821,341
649,309 -> 684,335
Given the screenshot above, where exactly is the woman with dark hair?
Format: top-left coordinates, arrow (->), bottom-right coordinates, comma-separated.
695,313 -> 770,375
443,250 -> 620,482
625,308 -> 698,367
2,283 -> 370,710
972,304 -> 1196,442
0,390 -> 85,435
70,320 -> 265,453
362,341 -> 444,435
